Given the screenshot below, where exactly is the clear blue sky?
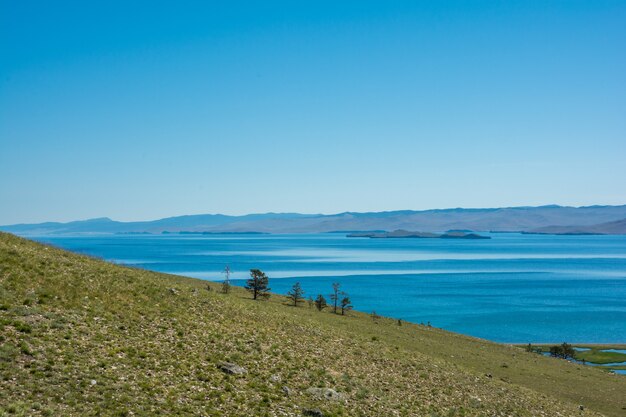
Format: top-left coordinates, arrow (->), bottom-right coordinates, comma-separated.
1,1 -> 625,224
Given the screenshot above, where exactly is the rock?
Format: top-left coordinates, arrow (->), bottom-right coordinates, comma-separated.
306,387 -> 342,401
218,362 -> 247,375
90,379 -> 97,386
282,386 -> 292,396
302,408 -> 323,417
269,374 -> 281,383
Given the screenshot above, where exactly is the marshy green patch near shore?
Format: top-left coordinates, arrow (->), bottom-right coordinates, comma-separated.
1,232 -> 625,416
575,347 -> 626,365
525,344 -> 626,372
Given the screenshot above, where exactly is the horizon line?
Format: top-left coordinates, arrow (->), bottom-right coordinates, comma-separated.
4,202 -> 626,227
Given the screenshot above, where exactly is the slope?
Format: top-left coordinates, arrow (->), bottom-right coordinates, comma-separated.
1,232 -> 624,416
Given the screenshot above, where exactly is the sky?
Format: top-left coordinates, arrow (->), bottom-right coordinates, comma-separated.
1,1 -> 625,224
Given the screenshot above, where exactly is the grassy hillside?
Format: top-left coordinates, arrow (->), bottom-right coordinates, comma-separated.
1,232 -> 625,416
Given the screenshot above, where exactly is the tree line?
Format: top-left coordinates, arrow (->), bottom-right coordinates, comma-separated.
223,267 -> 354,315
294,282 -> 352,315
525,342 -> 576,360
218,267 -> 436,329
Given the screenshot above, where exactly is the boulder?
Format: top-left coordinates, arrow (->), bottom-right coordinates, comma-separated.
306,387 -> 342,401
218,362 -> 247,375
269,374 -> 281,383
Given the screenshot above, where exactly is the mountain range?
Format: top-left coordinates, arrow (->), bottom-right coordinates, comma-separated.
524,218 -> 626,235
3,204 -> 626,235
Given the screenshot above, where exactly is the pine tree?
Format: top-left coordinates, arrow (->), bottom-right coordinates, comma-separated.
549,345 -> 563,358
561,342 -> 575,359
287,282 -> 305,307
330,282 -> 340,314
315,294 -> 327,311
245,269 -> 271,300
340,294 -> 352,315
221,265 -> 231,294
549,343 -> 575,359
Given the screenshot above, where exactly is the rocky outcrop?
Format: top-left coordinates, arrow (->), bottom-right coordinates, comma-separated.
218,362 -> 247,375
306,387 -> 342,401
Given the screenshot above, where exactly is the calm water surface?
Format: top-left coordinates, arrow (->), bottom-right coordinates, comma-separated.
32,233 -> 626,344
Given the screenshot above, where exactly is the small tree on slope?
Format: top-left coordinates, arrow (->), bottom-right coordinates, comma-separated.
315,294 -> 327,311
221,265 -> 232,294
340,294 -> 352,315
245,269 -> 271,300
287,282 -> 305,307
330,282 -> 341,314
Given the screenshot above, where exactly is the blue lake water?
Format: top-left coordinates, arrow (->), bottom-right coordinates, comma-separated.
31,233 -> 626,344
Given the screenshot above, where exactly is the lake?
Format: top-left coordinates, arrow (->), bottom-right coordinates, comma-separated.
31,233 -> 626,344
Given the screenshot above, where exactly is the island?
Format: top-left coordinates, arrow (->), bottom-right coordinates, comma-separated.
347,229 -> 491,239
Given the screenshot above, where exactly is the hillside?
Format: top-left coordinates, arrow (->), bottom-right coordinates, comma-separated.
4,205 -> 626,235
527,218 -> 626,235
1,232 -> 625,416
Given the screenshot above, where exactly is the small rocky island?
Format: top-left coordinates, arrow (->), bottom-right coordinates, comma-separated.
347,229 -> 491,239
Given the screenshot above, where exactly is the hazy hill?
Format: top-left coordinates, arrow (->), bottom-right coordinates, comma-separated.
3,205 -> 626,235
1,232 -> 625,416
526,218 -> 626,235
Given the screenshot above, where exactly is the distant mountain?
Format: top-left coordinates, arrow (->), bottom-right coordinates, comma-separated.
3,205 -> 626,235
525,218 -> 626,235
